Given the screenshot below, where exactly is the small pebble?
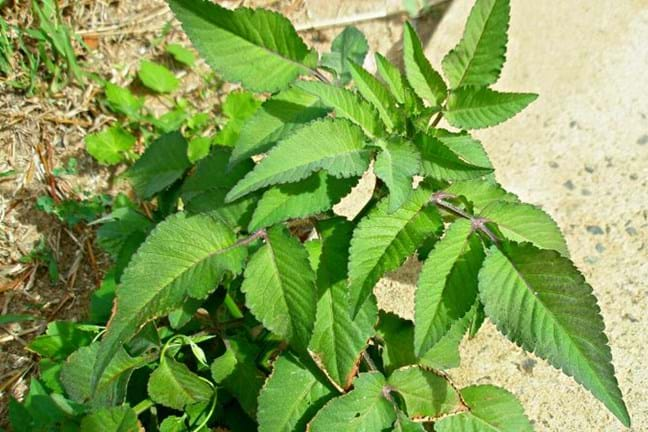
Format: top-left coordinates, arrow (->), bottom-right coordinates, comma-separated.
569,120 -> 578,128
586,225 -> 604,235
595,243 -> 605,253
584,256 -> 598,264
581,189 -> 591,196
584,165 -> 595,173
626,227 -> 638,236
637,134 -> 648,145
549,161 -> 559,168
519,358 -> 537,374
622,313 -> 638,323
563,180 -> 575,190
629,173 -> 638,180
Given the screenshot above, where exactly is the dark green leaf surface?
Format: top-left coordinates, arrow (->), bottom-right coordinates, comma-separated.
148,356 -> 213,410
348,187 -> 443,316
93,213 -> 246,390
168,0 -> 317,91
257,354 -> 336,432
417,133 -> 493,181
309,219 -> 377,390
249,171 -> 358,232
479,242 -> 630,426
241,225 -> 317,353
374,139 -> 421,212
414,220 -> 484,356
349,61 -> 399,130
126,131 -> 191,199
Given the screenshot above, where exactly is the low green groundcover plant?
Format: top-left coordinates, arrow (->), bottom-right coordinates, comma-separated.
10,0 -> 630,430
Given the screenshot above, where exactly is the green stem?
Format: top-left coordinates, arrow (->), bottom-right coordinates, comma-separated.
224,293 -> 244,319
133,399 -> 154,415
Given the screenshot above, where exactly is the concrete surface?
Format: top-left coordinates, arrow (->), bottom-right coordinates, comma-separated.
378,1 -> 647,430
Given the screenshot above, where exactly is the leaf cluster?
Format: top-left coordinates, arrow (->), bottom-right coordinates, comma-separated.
10,0 -> 630,431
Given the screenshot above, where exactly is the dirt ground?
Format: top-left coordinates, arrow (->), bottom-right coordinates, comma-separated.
0,0 -> 645,430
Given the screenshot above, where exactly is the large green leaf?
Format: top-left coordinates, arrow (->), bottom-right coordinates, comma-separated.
241,225 -> 317,353
417,134 -> 493,181
402,22 -> 447,106
309,219 -> 377,390
442,0 -> 510,88
348,61 -> 399,130
80,406 -> 140,432
348,187 -> 443,316
478,242 -> 630,426
434,129 -> 493,170
434,385 -> 533,432
444,87 -> 537,129
249,171 -> 357,232
414,219 -> 484,356
480,201 -> 569,256
229,87 -> 329,166
92,213 -> 246,391
308,372 -> 396,432
321,26 -> 369,85
257,354 -> 336,432
147,356 -> 213,410
180,146 -> 256,229
374,139 -> 421,212
226,118 -> 370,202
296,81 -> 383,137
374,53 -> 406,104
126,131 -> 191,199
168,0 -> 317,92
387,366 -> 463,420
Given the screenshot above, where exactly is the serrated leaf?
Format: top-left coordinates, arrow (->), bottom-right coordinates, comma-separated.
104,83 -> 143,118
230,87 -> 329,166
420,304 -> 475,370
214,90 -> 262,147
27,321 -> 97,361
402,22 -> 447,106
296,81 -> 382,137
374,53 -> 406,104
348,187 -> 442,316
387,366 -> 462,420
249,171 -> 358,232
93,213 -> 246,391
241,225 -> 317,353
85,126 -> 136,165
374,139 -> 421,212
442,0 -> 510,89
445,179 -> 519,212
434,129 -> 493,170
168,0 -> 317,92
211,337 -> 265,417
80,405 -> 140,432
445,87 -> 537,129
349,61 -> 399,130
166,43 -> 196,67
97,207 -> 153,258
126,131 -> 191,199
434,385 -> 533,432
417,133 -> 493,181
258,353 -> 336,432
478,242 -> 630,426
321,26 -> 369,85
308,372 -> 396,432
181,146 -> 256,229
226,118 -> 370,202
414,219 -> 484,355
309,218 -> 377,390
148,356 -> 213,410
61,343 -> 149,407
481,201 -> 569,256
138,60 -> 179,93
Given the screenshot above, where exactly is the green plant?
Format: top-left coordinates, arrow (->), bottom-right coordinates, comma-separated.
11,0 -> 630,430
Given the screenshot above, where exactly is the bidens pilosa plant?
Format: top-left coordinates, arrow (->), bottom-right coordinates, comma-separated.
20,0 -> 631,430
